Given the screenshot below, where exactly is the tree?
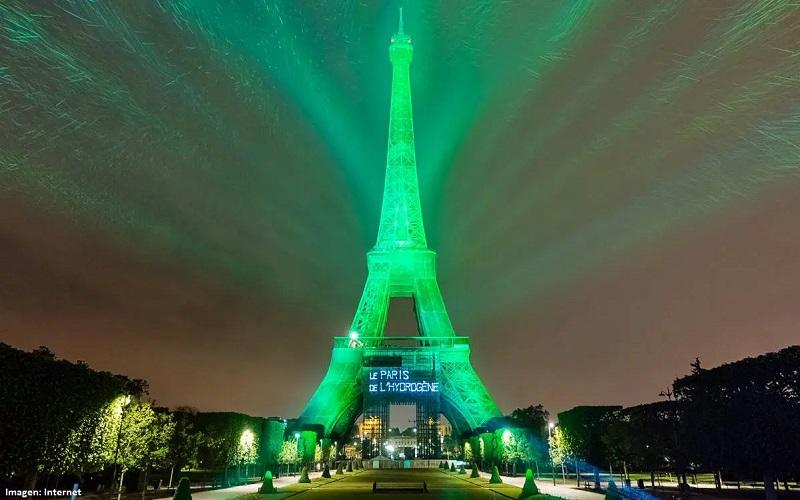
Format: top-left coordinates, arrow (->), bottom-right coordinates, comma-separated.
236,429 -> 258,477
59,397 -> 121,480
298,431 -> 317,466
192,412 -> 265,483
503,430 -> 525,465
674,346 -> 800,500
260,419 -> 288,476
167,409 -> 204,487
116,400 -> 175,492
510,405 -> 550,437
557,406 -> 620,487
601,402 -> 678,487
278,440 -> 299,473
0,343 -> 136,487
480,432 -> 502,467
557,406 -> 620,468
549,426 -> 573,476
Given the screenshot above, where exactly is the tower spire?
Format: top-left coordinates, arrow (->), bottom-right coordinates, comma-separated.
377,6 -> 425,250
398,7 -> 404,35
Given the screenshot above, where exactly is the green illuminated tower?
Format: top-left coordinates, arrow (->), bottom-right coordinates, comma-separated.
298,10 -> 500,450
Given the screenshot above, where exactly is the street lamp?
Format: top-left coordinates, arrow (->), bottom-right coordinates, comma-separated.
293,432 -> 302,475
548,422 -> 556,486
111,394 -> 131,495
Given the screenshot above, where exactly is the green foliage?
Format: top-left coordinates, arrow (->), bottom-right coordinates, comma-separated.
298,466 -> 310,483
489,465 -> 502,484
261,419 -> 287,472
319,438 -> 334,463
321,463 -> 331,478
510,405 -> 550,437
470,463 -> 480,478
346,460 -> 353,472
601,402 -> 676,475
335,461 -> 343,475
548,427 -> 573,467
299,431 -> 317,465
173,477 -> 191,500
557,406 -> 620,466
520,468 -> 539,498
480,432 -> 503,466
502,428 -> 541,466
463,441 -> 473,462
673,346 -> 800,480
458,464 -> 466,474
193,412 -> 266,471
236,429 -> 258,465
277,440 -> 299,466
259,471 -> 276,494
117,399 -> 175,473
450,462 -> 456,472
0,343 -> 134,480
170,409 -> 204,471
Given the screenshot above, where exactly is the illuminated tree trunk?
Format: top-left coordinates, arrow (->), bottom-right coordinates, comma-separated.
140,466 -> 149,500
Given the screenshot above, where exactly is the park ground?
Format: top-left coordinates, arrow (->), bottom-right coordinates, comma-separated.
232,468 -> 555,499
183,469 -> 800,500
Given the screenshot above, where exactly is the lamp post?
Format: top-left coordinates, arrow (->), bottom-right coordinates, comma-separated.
294,432 -> 302,475
111,395 -> 131,495
548,422 -> 556,486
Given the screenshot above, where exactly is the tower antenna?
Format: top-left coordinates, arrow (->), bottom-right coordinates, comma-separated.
398,7 -> 404,34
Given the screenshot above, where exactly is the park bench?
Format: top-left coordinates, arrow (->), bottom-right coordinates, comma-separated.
372,481 -> 428,493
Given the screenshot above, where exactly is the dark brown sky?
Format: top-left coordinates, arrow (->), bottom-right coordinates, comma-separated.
1,1 -> 799,419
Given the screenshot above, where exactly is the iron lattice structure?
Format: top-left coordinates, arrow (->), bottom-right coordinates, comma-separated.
297,11 -> 501,451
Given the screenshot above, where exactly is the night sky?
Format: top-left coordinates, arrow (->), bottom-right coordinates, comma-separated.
2,1 -> 799,419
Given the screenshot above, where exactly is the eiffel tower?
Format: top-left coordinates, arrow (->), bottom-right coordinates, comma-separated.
297,10 -> 500,456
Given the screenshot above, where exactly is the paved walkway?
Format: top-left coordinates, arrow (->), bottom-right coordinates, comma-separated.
191,471 -> 323,499
476,471 -> 605,500
186,468 -> 609,500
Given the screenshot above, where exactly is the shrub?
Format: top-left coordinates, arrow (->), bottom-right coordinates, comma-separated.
605,479 -> 621,500
471,463 -> 480,478
173,477 -> 191,500
259,471 -> 277,494
489,465 -> 502,484
519,468 -> 539,498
